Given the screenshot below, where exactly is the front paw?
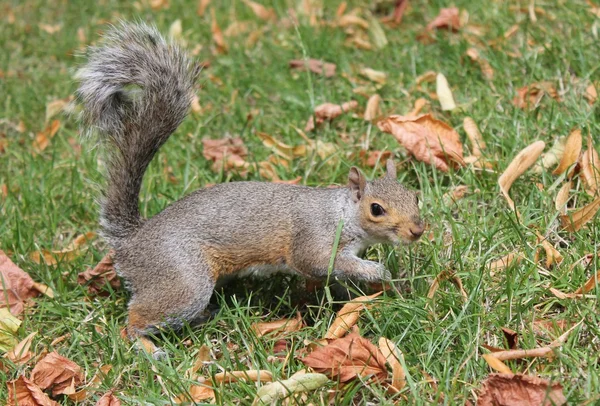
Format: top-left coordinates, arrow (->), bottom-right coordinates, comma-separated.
374,263 -> 392,281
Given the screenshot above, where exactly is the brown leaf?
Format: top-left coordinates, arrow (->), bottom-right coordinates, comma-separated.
30,232 -> 96,265
512,81 -> 558,109
325,292 -> 382,339
463,117 -> 486,157
585,83 -> 597,105
361,150 -> 392,168
378,337 -> 406,391
359,68 -> 387,84
77,252 -> 121,295
477,373 -> 566,406
6,332 -> 37,365
337,15 -> 370,29
580,134 -> 600,195
242,0 -> 276,21
427,270 -> 468,301
465,48 -> 494,81
364,94 -> 381,121
0,250 -> 40,315
498,140 -> 545,214
6,376 -> 59,406
573,269 -> 600,295
482,354 -> 512,374
427,7 -> 461,31
560,197 -> 600,232
289,59 -> 336,77
39,23 -> 62,34
301,333 -> 388,382
415,71 -> 437,85
251,312 -> 303,338
392,0 -> 409,24
45,97 -> 72,122
305,101 -> 358,132
31,351 -> 83,396
555,181 -> 571,214
535,232 -> 563,268
487,252 -> 523,272
197,0 -> 210,16
533,136 -> 566,174
210,9 -> 227,53
377,114 -> 464,172
407,98 -> 428,117
213,370 -> 273,384
96,391 -> 121,406
174,383 -> 215,403
202,137 -> 248,172
443,185 -> 469,206
552,129 -> 581,176
32,120 -> 60,152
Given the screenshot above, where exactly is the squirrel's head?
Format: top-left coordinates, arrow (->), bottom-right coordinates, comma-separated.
348,159 -> 424,245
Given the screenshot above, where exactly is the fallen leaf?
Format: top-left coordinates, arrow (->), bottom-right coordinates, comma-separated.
574,270 -> 600,294
32,120 -> 60,152
325,292 -> 382,339
368,15 -> 388,49
536,232 -> 563,268
77,252 -> 121,296
6,376 -> 59,406
6,332 -> 37,365
552,129 -> 581,176
96,391 -> 121,406
253,372 -> 328,405
377,114 -> 464,172
213,370 -> 273,384
378,337 -> 406,391
407,98 -> 428,117
359,68 -> 387,84
436,73 -> 457,111
39,23 -> 62,34
485,346 -> 555,362
173,383 -> 215,404
0,250 -> 40,315
31,351 -> 83,396
427,270 -> 468,301
361,150 -> 392,168
242,0 -> 276,21
392,0 -> 409,24
289,59 -> 336,77
427,7 -> 461,31
45,97 -> 72,122
465,48 -> 494,80
301,333 -> 388,382
477,373 -> 566,406
533,136 -> 566,174
305,101 -> 358,132
482,354 -> 512,374
202,137 -> 248,172
364,94 -> 382,121
487,252 -> 523,272
512,81 -> 558,109
251,312 -> 303,338
30,232 -> 96,266
443,185 -> 469,206
169,19 -> 183,43
210,9 -> 227,53
197,0 -> 210,16
498,140 -> 545,213
580,134 -> 600,195
0,308 -> 21,352
560,197 -> 600,232
415,71 -> 437,86
69,364 -> 113,402
338,15 -> 370,29
189,345 -> 212,377
463,117 -> 486,157
585,83 -> 597,105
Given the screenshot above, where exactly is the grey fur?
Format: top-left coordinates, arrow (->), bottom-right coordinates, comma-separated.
78,22 -> 423,337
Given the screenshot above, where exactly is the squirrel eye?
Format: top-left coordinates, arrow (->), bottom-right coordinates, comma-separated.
370,203 -> 385,217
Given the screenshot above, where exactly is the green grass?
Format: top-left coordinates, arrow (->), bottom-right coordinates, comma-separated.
1,0 -> 599,404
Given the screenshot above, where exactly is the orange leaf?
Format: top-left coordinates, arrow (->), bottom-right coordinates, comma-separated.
305,101 -> 358,132
0,250 -> 40,315
32,120 -> 60,152
377,114 -> 464,172
463,117 -> 486,157
77,251 -> 121,296
465,48 -> 494,80
6,332 -> 37,365
363,94 -> 381,121
251,312 -> 304,338
487,252 -> 523,272
585,83 -> 597,105
426,270 -> 468,301
580,134 -> 600,195
30,351 -> 83,396
300,333 -> 388,382
361,150 -> 392,168
574,270 -> 600,295
560,197 -> 600,232
173,383 -> 215,403
552,129 -> 581,176
555,181 -> 571,214
378,337 -> 406,391
213,370 -> 273,384
242,0 -> 276,21
6,376 -> 59,406
202,137 -> 248,172
426,7 -> 461,31
96,391 -> 121,406
512,81 -> 558,109
324,292 -> 382,339
482,354 -> 512,374
289,59 -> 336,77
477,373 -> 566,406
210,9 -> 227,53
30,232 -> 96,265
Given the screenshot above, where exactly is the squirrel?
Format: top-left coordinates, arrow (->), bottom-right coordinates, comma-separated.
77,23 -> 424,346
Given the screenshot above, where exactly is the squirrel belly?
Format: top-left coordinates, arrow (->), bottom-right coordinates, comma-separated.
77,22 -> 424,340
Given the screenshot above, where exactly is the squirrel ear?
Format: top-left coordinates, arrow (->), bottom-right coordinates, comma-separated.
348,167 -> 366,202
386,159 -> 397,179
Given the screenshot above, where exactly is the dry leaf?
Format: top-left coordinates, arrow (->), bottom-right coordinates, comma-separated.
477,373 -> 566,406
31,351 -> 83,396
585,83 -> 597,105
253,372 -> 328,405
242,0 -> 276,21
0,250 -> 40,315
338,15 -> 369,29
361,150 -> 392,168
552,129 -> 581,176
415,71 -> 437,85
580,134 -> 600,195
359,68 -> 387,84
197,0 -> 210,16
32,120 -> 60,152
377,114 -> 464,172
533,136 -> 566,174
443,185 -> 469,206
407,98 -> 428,117
392,0 -> 409,24
498,140 -> 545,213
560,197 -> 600,232
301,333 -> 388,382
96,391 -> 121,406
364,94 -> 381,121
463,117 -> 486,157
251,312 -> 303,338
6,332 -> 37,365
30,232 -> 96,266
536,232 -> 563,268
305,101 -> 358,132
427,7 -> 461,31
368,15 -> 388,49
0,308 -> 21,352
202,137 -> 248,172
325,292 -> 382,339
487,252 -> 523,272
77,251 -> 121,296
482,354 -> 512,374
39,23 -> 62,34
6,376 -> 59,406
210,9 -> 227,53
555,181 -> 571,214
289,59 -> 336,77
174,384 -> 215,403
513,81 -> 558,109
575,270 -> 600,294
213,370 -> 273,384
436,73 -> 456,111
465,48 -> 494,80
378,337 -> 406,391
427,270 -> 468,301
45,97 -> 72,122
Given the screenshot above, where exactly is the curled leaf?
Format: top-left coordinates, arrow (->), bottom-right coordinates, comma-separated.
482,354 -> 512,374
31,351 -> 83,396
580,134 -> 600,195
251,312 -> 303,338
305,101 -> 358,132
427,7 -> 461,31
463,117 -> 486,157
6,376 -> 59,406
560,197 -> 600,232
364,94 -> 382,121
552,129 -> 581,176
325,292 -> 382,339
378,337 -> 406,391
477,373 -> 566,406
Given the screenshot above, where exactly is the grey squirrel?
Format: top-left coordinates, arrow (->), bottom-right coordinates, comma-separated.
77,23 -> 424,346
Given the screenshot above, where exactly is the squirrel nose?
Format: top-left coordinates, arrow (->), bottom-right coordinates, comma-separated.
410,223 -> 424,239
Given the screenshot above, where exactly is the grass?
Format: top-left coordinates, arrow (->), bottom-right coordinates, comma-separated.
1,0 -> 599,404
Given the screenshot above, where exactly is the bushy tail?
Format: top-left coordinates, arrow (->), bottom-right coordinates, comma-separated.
77,22 -> 200,246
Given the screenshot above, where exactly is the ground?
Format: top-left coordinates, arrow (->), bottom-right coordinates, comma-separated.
1,0 -> 599,404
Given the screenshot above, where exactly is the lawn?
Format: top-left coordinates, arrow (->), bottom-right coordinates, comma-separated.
1,0 -> 599,404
